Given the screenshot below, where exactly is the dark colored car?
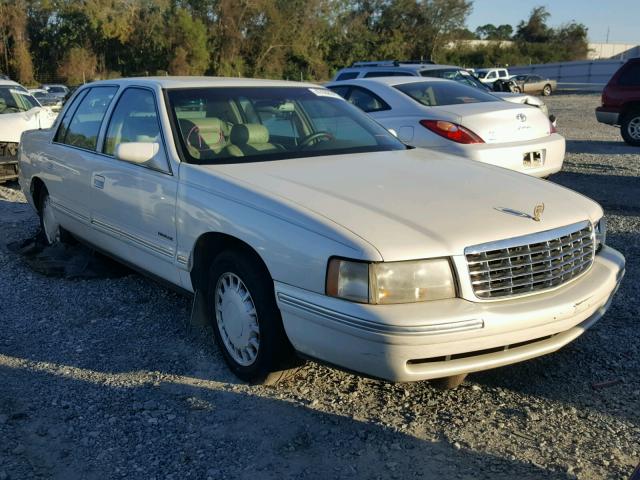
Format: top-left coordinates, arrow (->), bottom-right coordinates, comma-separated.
596,57 -> 640,145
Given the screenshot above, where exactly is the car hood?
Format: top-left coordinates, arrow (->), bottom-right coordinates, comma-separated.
0,107 -> 57,143
205,148 -> 602,261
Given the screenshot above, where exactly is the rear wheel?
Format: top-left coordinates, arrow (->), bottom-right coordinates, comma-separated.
38,189 -> 72,245
207,250 -> 300,384
542,84 -> 552,96
621,110 -> 640,146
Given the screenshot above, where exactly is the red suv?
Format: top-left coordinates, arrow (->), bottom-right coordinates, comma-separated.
596,57 -> 640,145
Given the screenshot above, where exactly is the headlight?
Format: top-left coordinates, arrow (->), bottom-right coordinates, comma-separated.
595,218 -> 606,251
326,258 -> 456,304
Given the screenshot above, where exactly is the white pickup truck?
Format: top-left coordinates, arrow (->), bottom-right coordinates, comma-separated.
18,77 -> 625,387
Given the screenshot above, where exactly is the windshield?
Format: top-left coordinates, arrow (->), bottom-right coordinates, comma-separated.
167,87 -> 406,164
475,71 -> 488,79
394,81 -> 500,106
47,86 -> 66,94
0,86 -> 40,114
420,68 -> 490,91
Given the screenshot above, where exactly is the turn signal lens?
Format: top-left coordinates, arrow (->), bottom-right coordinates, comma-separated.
419,120 -> 484,144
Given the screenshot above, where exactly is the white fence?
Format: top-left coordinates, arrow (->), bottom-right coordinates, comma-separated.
509,59 -> 628,92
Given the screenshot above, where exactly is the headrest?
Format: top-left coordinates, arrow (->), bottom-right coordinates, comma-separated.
230,124 -> 269,145
180,117 -> 226,147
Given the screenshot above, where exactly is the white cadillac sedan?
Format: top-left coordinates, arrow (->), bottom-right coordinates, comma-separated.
326,77 -> 565,178
0,79 -> 57,182
19,77 -> 624,387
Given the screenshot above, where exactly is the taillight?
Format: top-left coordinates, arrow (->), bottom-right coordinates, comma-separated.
419,120 -> 484,144
549,120 -> 557,134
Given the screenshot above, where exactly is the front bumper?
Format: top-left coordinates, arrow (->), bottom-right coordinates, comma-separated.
276,246 -> 625,382
595,107 -> 620,126
429,133 -> 565,178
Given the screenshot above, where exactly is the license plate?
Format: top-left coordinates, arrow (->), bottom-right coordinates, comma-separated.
523,150 -> 545,168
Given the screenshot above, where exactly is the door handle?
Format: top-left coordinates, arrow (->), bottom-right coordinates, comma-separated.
93,175 -> 105,189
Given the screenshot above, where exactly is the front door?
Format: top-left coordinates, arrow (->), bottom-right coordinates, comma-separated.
88,87 -> 180,285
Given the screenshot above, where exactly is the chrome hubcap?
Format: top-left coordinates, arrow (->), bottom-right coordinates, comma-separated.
214,272 -> 260,366
42,196 -> 61,244
628,116 -> 640,140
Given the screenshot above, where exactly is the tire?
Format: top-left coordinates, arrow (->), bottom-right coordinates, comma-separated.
542,84 -> 552,96
206,249 -> 299,384
38,188 -> 72,245
621,110 -> 640,146
512,86 -> 521,93
431,373 -> 468,390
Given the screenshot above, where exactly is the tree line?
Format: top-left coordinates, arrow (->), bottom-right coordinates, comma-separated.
0,1 -> 588,86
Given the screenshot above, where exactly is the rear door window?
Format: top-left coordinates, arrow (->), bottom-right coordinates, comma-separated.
56,87 -> 117,151
335,72 -> 359,81
618,63 -> 640,86
345,87 -> 390,112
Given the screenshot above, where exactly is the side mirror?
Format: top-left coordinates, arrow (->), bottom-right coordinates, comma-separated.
115,142 -> 159,164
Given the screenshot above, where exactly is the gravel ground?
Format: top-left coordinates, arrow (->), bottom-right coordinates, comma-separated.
1,93 -> 639,480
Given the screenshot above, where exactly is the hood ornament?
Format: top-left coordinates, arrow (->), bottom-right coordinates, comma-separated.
533,203 -> 545,222
495,203 -> 545,222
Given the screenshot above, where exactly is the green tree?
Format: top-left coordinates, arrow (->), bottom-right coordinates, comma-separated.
167,7 -> 209,75
515,6 -> 551,43
476,23 -> 513,40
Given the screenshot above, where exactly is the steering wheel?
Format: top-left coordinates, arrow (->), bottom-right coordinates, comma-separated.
298,131 -> 333,149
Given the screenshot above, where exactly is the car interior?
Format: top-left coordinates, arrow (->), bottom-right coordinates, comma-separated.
169,89 -> 393,163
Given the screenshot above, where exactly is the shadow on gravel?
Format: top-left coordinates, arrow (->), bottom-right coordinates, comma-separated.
7,232 -> 131,279
551,171 -> 640,217
565,140 -> 639,156
473,230 -> 639,427
0,357 -> 573,479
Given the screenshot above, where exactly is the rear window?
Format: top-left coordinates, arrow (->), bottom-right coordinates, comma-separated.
394,81 -> 498,106
618,62 -> 640,86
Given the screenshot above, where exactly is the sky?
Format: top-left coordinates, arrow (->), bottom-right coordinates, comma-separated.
467,0 -> 640,44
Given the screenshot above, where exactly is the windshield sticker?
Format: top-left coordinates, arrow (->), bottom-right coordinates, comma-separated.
308,88 -> 343,99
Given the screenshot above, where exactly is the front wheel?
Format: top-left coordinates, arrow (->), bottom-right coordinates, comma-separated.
542,84 -> 552,96
621,110 -> 640,146
512,86 -> 521,93
207,250 -> 299,384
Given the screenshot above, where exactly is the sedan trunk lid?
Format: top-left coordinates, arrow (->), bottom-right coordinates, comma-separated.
433,102 -> 552,144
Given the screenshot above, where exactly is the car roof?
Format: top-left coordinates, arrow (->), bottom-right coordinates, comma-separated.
328,77 -> 453,87
0,79 -> 22,87
85,76 -> 319,89
338,63 -> 466,73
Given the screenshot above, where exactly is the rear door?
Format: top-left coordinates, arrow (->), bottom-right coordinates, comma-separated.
88,86 -> 180,284
45,86 -> 118,234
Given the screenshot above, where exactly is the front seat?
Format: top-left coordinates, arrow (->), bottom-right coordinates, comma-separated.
180,117 -> 230,160
226,124 -> 281,157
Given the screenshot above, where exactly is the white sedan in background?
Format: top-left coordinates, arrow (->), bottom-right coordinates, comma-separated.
326,77 -> 564,178
0,79 -> 57,182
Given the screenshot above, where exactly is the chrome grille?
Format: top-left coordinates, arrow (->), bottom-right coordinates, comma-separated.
465,221 -> 595,299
